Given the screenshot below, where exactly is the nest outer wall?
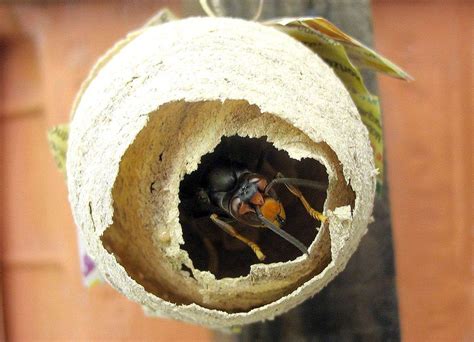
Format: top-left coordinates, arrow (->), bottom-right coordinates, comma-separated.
66,17 -> 376,329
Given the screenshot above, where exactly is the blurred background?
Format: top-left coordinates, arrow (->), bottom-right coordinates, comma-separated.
0,0 -> 471,341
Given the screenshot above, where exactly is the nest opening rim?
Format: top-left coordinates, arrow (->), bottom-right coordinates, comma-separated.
98,99 -> 357,312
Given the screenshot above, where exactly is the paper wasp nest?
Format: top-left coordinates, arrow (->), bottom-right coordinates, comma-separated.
67,17 -> 376,329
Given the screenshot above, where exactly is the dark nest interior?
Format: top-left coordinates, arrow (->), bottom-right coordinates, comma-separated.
178,135 -> 329,279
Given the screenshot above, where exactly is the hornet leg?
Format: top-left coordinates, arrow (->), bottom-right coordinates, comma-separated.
210,214 -> 266,261
274,173 -> 327,223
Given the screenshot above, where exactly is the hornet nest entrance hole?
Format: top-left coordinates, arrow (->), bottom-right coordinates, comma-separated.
100,100 -> 351,310
178,135 -> 328,279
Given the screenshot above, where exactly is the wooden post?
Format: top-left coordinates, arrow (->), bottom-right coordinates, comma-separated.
182,1 -> 400,340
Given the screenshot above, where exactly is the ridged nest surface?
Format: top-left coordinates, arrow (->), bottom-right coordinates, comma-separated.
67,17 -> 376,329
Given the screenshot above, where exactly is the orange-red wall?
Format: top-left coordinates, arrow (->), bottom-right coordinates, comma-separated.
373,1 -> 472,340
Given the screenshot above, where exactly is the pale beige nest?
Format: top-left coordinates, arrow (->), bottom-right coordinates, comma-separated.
67,16 -> 376,329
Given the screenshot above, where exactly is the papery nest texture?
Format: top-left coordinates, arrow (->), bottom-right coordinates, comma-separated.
66,17 -> 376,329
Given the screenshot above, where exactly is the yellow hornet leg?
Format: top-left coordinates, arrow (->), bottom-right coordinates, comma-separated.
210,214 -> 266,261
276,173 -> 327,223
